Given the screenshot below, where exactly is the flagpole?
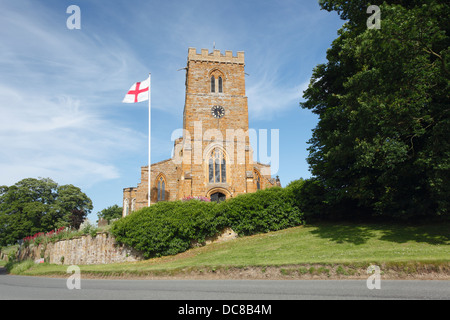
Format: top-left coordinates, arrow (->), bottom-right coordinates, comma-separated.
148,72 -> 151,207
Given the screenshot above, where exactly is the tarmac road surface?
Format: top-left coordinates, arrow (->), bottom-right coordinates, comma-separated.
0,268 -> 448,300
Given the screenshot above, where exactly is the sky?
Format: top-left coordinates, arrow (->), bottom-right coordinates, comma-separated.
0,0 -> 344,223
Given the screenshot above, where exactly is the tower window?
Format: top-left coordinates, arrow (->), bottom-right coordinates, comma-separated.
211,76 -> 215,93
218,76 -> 223,93
209,70 -> 224,94
208,149 -> 226,183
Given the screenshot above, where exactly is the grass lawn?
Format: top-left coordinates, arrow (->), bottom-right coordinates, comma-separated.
7,222 -> 450,278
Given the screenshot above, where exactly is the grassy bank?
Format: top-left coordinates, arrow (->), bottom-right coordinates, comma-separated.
6,222 -> 450,279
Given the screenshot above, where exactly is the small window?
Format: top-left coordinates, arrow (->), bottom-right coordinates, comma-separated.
218,76 -> 223,93
157,181 -> 160,200
157,175 -> 166,201
254,170 -> 261,190
211,76 -> 215,93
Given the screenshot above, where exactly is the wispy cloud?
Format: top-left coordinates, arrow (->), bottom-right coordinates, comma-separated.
0,1 -> 147,187
247,74 -> 309,120
0,83 -> 145,187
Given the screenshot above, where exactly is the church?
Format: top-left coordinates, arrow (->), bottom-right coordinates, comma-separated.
123,48 -> 280,216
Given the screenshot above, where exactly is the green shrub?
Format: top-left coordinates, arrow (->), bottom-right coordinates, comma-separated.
111,200 -> 225,258
7,250 -> 17,263
287,178 -> 331,220
111,187 -> 304,259
216,187 -> 304,236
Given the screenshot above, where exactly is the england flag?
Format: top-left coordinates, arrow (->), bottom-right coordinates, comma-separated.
122,77 -> 150,103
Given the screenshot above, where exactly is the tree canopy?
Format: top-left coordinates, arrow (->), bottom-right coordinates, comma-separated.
97,204 -> 123,222
0,178 -> 93,246
302,0 -> 449,218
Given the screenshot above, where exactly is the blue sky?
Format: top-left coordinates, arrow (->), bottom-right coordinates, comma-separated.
0,0 -> 343,222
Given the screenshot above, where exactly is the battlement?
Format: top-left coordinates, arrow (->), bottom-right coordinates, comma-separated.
188,47 -> 245,65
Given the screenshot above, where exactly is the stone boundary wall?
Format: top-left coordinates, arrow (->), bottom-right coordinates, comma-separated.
2,228 -> 238,265
17,233 -> 143,265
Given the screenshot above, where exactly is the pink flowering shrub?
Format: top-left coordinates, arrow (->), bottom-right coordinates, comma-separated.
23,226 -> 67,246
182,196 -> 211,202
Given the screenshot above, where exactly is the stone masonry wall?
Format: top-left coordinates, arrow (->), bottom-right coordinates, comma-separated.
18,233 -> 143,265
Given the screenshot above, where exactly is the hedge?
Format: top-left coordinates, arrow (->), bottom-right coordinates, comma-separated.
111,187 -> 304,258
111,201 -> 224,258
217,187 -> 303,236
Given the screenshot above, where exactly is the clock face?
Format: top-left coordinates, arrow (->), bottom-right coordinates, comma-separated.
211,105 -> 225,119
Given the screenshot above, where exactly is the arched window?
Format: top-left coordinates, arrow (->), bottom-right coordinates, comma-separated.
208,149 -> 226,183
211,76 -> 215,93
156,175 -> 166,201
218,76 -> 223,93
254,170 -> 261,190
209,69 -> 224,94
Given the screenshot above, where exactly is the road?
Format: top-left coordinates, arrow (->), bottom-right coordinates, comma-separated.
0,268 -> 448,300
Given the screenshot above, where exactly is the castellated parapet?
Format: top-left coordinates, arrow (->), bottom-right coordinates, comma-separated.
188,47 -> 245,65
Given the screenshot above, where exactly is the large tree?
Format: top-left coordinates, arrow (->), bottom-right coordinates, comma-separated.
0,178 -> 93,245
302,0 -> 449,218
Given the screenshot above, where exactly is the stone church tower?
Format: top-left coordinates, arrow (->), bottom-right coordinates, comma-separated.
123,48 -> 280,216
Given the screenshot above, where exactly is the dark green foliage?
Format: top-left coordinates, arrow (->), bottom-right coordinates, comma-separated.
97,204 -> 123,222
301,0 -> 449,218
111,187 -> 304,259
0,178 -> 93,246
287,179 -> 331,220
111,201 -> 225,258
217,187 -> 303,236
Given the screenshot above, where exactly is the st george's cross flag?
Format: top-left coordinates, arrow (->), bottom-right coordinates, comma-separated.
122,74 -> 152,207
122,76 -> 150,103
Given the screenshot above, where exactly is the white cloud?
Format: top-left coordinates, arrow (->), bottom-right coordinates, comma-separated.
0,84 -> 144,187
247,74 -> 309,120
0,1 -> 147,187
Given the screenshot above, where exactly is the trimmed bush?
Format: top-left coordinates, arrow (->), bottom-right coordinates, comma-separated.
111,187 -> 304,258
216,187 -> 304,236
111,200 -> 225,258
